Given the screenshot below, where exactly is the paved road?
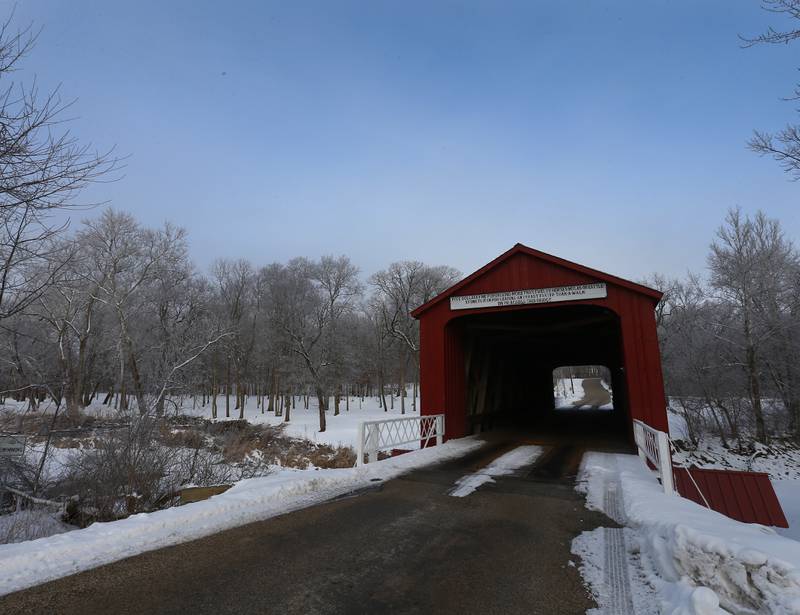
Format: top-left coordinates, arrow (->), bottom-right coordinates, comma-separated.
0,439 -> 613,615
575,378 -> 612,409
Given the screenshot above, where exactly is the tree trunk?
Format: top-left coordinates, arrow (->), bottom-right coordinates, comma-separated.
268,368 -> 276,413
211,368 -> 218,420
237,366 -> 244,420
379,373 -> 388,413
399,358 -> 406,415
743,312 -> 767,443
316,387 -> 327,432
127,349 -> 147,416
225,356 -> 231,418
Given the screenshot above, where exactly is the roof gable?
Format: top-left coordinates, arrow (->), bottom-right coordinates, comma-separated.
411,243 -> 662,318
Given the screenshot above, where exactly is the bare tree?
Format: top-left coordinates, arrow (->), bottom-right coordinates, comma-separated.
370,261 -> 459,413
262,257 -> 361,432
0,16 -> 118,321
743,1 -> 800,179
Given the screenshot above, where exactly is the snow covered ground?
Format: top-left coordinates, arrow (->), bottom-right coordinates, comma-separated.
0,394 -> 419,450
668,410 -> 800,551
0,436 -> 484,597
773,480 -> 800,542
575,452 -> 800,614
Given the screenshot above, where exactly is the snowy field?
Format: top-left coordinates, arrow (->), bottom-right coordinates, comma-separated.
183,396 -> 421,449
575,452 -> 800,615
0,393 -> 420,451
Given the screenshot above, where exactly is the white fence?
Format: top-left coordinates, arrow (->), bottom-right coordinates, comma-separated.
356,414 -> 445,466
632,419 -> 675,495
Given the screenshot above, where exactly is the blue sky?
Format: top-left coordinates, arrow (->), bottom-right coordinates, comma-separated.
8,0 -> 800,281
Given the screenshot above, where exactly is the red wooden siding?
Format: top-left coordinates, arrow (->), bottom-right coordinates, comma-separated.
674,467 -> 789,528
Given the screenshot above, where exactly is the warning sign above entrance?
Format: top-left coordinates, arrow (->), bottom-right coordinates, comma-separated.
449,283 -> 607,311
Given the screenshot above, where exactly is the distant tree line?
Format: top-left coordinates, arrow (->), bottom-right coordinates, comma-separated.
0,208 -> 460,432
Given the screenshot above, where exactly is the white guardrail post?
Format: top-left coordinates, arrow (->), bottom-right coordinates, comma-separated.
356,414 -> 446,466
356,422 -> 365,467
656,429 -> 675,495
632,418 -> 675,496
366,425 -> 379,464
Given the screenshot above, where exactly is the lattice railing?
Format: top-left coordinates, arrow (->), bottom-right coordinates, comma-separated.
356,414 -> 445,466
632,419 -> 674,495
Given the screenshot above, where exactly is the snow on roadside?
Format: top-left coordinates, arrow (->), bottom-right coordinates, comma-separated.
773,480 -> 800,542
448,445 -> 542,497
671,438 -> 800,481
572,525 -> 660,615
0,437 -> 484,597
554,378 -> 586,409
576,452 -> 800,615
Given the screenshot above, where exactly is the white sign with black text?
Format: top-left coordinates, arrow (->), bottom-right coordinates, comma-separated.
449,282 -> 607,311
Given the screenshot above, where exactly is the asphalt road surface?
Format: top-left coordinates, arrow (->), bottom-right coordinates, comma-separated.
1,438 -> 614,615
574,378 -> 612,409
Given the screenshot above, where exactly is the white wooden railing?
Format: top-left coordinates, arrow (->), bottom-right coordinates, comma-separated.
356,414 -> 445,466
632,419 -> 675,495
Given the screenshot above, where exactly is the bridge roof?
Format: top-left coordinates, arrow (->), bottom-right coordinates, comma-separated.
410,243 -> 663,319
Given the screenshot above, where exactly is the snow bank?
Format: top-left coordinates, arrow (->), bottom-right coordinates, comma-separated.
668,411 -> 690,440
774,480 -> 800,542
578,453 -> 800,614
0,437 -> 483,597
449,445 -> 542,497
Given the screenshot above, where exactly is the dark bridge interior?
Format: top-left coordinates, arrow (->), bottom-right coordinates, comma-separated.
454,305 -> 631,443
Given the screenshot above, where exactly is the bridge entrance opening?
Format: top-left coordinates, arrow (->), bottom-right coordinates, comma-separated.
454,304 -> 630,443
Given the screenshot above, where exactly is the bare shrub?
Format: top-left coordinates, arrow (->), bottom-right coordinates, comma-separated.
59,418 -> 179,521
0,508 -> 72,544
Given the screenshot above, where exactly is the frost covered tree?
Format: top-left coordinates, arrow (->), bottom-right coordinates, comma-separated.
708,209 -> 798,442
370,261 -> 460,413
261,256 -> 361,432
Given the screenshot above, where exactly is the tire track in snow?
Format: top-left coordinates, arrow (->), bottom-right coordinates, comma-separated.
601,473 -> 635,615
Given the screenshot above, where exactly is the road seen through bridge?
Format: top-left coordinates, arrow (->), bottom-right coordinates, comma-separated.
574,377 -> 612,409
0,437 -> 620,615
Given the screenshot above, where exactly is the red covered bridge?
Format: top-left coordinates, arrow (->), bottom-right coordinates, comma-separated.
411,243 -> 669,443
410,243 -> 788,528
